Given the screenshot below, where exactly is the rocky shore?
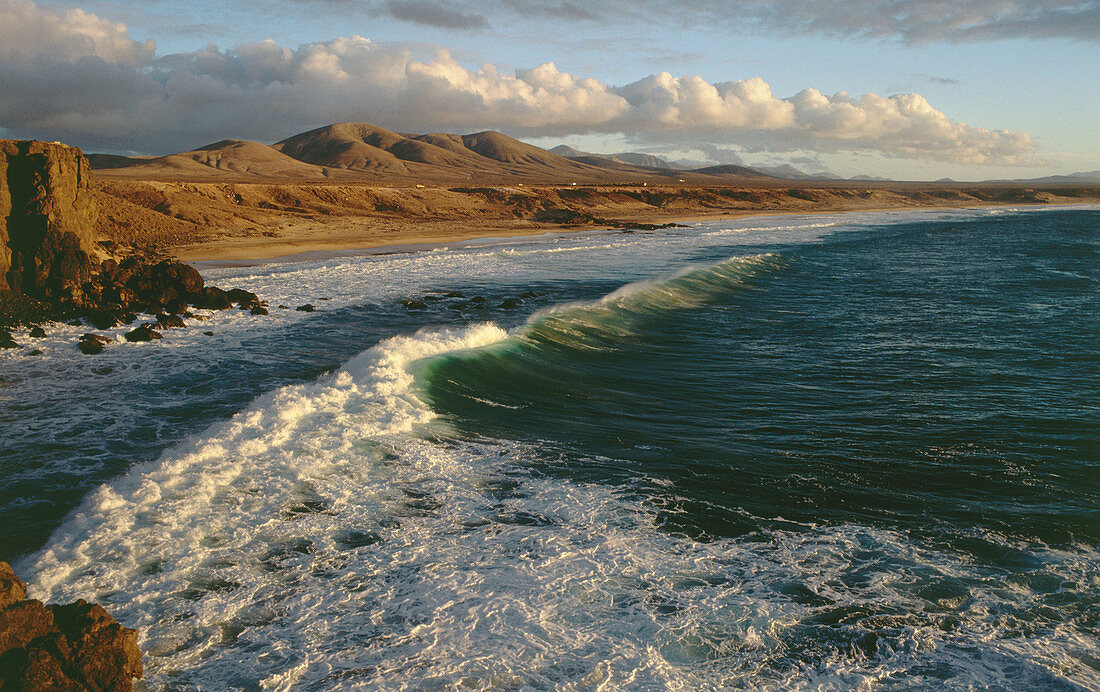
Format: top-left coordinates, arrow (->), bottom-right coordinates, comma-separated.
0,562 -> 142,690
0,140 -> 265,352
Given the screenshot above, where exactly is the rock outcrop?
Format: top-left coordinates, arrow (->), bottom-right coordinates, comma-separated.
0,141 -> 98,302
0,561 -> 142,691
0,140 -> 268,339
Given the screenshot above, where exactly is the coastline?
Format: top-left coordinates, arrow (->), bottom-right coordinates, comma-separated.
175,198 -> 1099,266
88,177 -> 1100,265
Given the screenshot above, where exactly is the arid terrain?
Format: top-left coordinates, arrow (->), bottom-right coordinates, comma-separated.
90,123 -> 1100,262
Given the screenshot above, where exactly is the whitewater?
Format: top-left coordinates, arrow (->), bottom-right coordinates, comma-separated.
2,207 -> 1098,690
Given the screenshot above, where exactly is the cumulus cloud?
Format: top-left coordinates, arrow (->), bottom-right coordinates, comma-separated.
0,0 -> 1039,166
0,0 -> 155,64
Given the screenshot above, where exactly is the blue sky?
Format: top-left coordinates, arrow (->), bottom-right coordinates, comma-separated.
1,0 -> 1097,180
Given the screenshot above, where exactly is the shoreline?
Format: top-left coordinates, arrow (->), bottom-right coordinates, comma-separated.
90,179 -> 1100,265
180,199 -> 1098,267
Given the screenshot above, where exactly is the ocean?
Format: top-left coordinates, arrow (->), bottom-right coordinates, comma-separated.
1,206 -> 1097,690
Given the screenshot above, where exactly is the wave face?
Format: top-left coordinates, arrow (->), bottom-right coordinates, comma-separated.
7,207 -> 1100,689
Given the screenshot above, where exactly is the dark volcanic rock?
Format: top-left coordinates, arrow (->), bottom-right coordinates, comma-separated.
29,326 -> 46,338
155,313 -> 185,329
227,288 -> 259,307
124,325 -> 161,342
0,562 -> 142,691
192,287 -> 231,310
77,333 -> 110,355
296,304 -> 316,312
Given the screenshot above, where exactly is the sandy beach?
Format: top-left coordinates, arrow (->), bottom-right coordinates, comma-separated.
93,179 -> 1100,263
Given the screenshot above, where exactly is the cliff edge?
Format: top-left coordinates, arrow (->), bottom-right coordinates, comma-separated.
0,140 -> 99,302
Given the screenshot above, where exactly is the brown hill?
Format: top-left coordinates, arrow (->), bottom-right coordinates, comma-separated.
273,123 -> 413,173
90,122 -> 798,184
99,139 -> 332,181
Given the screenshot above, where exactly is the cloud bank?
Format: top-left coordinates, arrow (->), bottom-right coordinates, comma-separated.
373,0 -> 1099,43
0,0 -> 1038,166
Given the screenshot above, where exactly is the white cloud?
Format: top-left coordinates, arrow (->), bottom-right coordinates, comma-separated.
0,0 -> 154,65
0,0 -> 1039,166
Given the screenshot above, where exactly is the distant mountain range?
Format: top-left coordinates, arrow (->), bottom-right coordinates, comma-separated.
91,123 -> 798,184
86,123 -> 1100,186
985,170 -> 1100,184
549,146 -> 866,181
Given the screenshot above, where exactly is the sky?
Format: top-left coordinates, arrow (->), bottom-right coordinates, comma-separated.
0,0 -> 1097,180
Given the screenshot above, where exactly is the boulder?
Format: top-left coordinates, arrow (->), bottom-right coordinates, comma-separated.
192,287 -> 231,310
124,325 -> 161,342
29,327 -> 46,338
250,306 -> 268,316
154,313 -> 185,329
0,329 -> 17,349
499,298 -> 522,309
0,562 -> 142,691
77,333 -> 110,355
226,288 -> 259,307
296,304 -> 315,312
402,300 -> 428,310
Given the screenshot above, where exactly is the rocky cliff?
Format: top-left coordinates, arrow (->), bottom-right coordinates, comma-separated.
0,140 -> 99,301
0,140 -> 268,344
0,562 -> 142,690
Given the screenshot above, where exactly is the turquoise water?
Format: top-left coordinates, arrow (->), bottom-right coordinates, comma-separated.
1,207 -> 1097,689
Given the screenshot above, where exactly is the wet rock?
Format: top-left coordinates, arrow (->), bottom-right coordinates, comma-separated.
164,297 -> 188,315
192,287 -> 231,310
202,331 -> 214,336
124,325 -> 161,342
519,290 -> 540,299
87,308 -> 126,330
250,306 -> 269,315
77,333 -> 110,355
0,562 -> 142,691
468,296 -> 487,304
498,298 -> 522,309
0,330 -> 17,349
227,288 -> 259,307
28,327 -> 46,338
155,313 -> 185,329
278,305 -> 289,310
402,300 -> 428,310
26,348 -> 44,356
296,304 -> 316,312
443,291 -> 464,298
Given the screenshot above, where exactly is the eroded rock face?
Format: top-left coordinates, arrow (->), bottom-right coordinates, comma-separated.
0,140 -> 266,340
0,140 -> 98,299
0,561 -> 142,691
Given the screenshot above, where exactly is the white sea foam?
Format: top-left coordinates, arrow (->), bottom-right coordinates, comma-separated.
11,206 -> 1100,690
21,320 -> 1100,691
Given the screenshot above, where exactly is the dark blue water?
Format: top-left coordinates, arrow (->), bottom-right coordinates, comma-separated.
424,210 -> 1100,547
3,207 -> 1098,689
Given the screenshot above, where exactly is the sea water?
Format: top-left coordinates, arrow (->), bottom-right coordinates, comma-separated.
1,206 -> 1097,689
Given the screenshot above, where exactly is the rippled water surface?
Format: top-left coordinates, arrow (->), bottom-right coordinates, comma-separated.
2,207 -> 1097,690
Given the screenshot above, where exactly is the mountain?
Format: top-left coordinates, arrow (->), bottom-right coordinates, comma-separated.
691,164 -> 778,179
90,122 -> 820,184
992,170 -> 1100,184
550,145 -> 674,170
